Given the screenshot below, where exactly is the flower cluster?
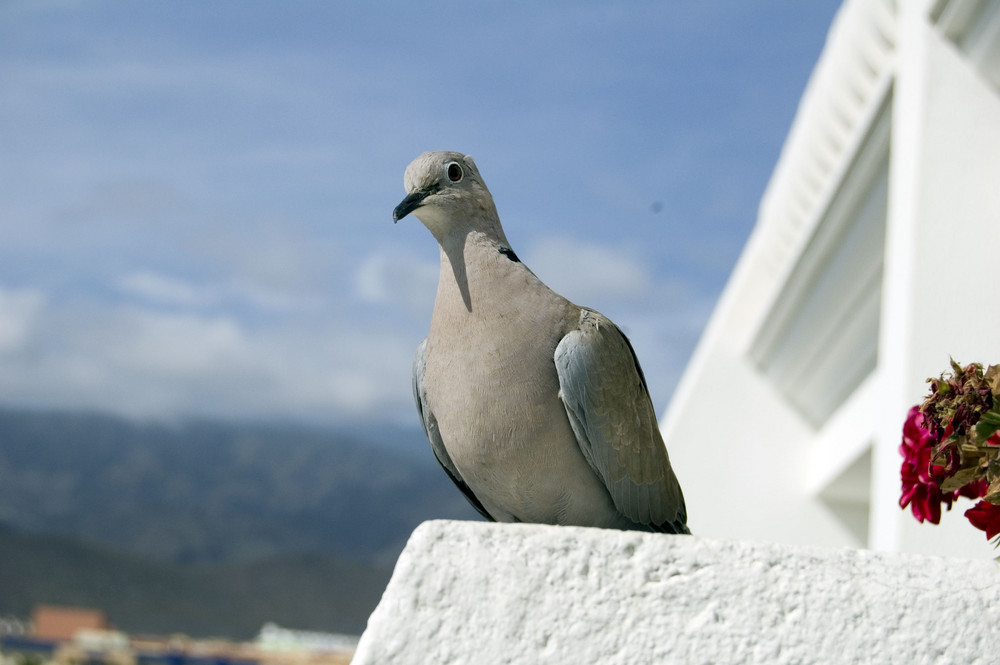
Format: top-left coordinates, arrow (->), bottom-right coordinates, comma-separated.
899,360 -> 1000,543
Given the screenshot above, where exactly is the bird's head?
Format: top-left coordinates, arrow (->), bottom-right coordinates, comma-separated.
392,151 -> 502,242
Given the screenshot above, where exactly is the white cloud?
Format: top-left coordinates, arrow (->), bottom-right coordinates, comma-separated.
520,235 -> 652,307
354,250 -> 438,316
0,289 -> 421,424
105,308 -> 250,377
0,247 -> 710,427
117,272 -> 213,308
116,270 -> 328,315
0,287 -> 45,354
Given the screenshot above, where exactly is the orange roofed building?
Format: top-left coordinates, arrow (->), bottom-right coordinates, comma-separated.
32,605 -> 109,642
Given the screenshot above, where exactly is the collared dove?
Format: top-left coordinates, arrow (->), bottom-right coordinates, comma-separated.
393,150 -> 689,534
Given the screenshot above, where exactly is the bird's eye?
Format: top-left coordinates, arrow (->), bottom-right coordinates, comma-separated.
447,162 -> 463,182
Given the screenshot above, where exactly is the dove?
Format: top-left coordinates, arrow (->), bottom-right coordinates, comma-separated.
393,151 -> 688,533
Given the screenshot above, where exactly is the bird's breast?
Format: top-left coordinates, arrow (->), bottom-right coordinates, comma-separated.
423,299 -> 574,482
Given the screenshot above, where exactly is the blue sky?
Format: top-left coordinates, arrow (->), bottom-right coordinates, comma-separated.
0,1 -> 841,425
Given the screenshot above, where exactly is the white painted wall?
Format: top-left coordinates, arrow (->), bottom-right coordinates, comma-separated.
659,0 -> 1000,559
876,0 -> 1000,555
353,521 -> 1000,665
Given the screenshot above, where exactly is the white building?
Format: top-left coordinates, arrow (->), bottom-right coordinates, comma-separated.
660,0 -> 1000,558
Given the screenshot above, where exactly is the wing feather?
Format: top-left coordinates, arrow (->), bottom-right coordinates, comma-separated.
554,310 -> 689,533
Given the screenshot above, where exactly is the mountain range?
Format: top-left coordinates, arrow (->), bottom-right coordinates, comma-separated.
0,407 -> 482,637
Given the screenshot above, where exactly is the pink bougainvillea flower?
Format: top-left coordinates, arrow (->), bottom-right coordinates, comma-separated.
899,406 -> 954,524
964,500 -> 1000,540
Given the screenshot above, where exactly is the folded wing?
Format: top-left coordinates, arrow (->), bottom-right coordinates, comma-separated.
554,310 -> 689,533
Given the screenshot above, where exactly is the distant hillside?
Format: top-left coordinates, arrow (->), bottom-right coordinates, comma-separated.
0,407 -> 482,564
0,523 -> 392,638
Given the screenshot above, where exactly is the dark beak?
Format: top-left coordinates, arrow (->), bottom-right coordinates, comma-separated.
393,189 -> 431,223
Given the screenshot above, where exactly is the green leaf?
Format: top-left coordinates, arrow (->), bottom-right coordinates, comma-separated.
940,467 -> 982,492
975,406 -> 1000,441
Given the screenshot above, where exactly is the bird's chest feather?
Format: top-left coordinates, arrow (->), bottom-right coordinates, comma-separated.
423,263 -> 573,468
425,307 -> 558,426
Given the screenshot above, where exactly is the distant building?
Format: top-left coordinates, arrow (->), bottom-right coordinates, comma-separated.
1,615 -> 355,665
0,615 -> 30,637
660,0 -> 1000,558
32,605 -> 110,642
255,623 -> 358,655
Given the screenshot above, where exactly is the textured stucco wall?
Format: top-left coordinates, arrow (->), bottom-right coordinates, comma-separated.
353,520 -> 1000,664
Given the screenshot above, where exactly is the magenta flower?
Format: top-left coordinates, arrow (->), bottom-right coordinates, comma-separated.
900,361 -> 1000,542
898,406 -> 954,524
957,478 -> 989,500
965,500 -> 1000,540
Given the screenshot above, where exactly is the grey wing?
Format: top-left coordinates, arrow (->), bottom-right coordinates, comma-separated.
554,311 -> 689,534
413,338 -> 494,521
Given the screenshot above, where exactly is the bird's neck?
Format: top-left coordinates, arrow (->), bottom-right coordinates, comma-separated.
435,230 -> 487,313
434,227 -> 526,317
